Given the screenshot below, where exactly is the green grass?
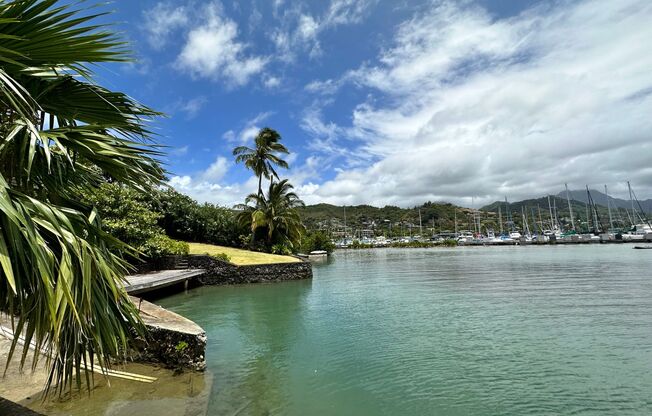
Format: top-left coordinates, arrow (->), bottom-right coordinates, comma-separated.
187,242 -> 301,265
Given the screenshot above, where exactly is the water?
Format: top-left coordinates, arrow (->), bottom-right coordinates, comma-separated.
154,245 -> 652,415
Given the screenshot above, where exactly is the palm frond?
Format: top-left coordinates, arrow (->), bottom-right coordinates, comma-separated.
0,0 -> 164,394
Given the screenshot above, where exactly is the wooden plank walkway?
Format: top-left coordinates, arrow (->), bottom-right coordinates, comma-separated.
124,269 -> 205,295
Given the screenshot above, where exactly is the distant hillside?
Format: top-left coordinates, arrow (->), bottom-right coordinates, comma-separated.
556,189 -> 652,213
298,202 -> 470,236
300,189 -> 649,237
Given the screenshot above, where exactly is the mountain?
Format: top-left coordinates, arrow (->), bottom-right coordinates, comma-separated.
555,189 -> 652,214
300,188 -> 650,237
481,193 -> 642,232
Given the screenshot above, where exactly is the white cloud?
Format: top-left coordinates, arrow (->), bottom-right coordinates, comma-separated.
169,174 -> 257,207
167,152 -> 319,206
299,0 -> 652,206
271,0 -> 376,61
201,156 -> 229,182
143,2 -> 189,49
264,76 -> 281,88
168,155 -> 250,206
223,111 -> 274,144
179,96 -> 207,119
175,2 -> 268,86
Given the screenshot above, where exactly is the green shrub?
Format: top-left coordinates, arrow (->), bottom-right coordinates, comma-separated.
140,234 -> 189,260
83,182 -> 161,247
440,239 -> 458,247
211,252 -> 231,263
155,189 -> 245,247
271,243 -> 293,255
301,230 -> 335,254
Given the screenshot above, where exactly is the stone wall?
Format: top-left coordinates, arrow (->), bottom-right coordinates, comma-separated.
186,255 -> 312,285
129,297 -> 206,371
131,255 -> 182,274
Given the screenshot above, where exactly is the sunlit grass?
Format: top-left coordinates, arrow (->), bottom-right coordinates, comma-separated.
187,242 -> 301,265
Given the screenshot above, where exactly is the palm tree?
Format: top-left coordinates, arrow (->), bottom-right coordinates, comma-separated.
237,180 -> 305,250
233,127 -> 289,197
0,1 -> 164,394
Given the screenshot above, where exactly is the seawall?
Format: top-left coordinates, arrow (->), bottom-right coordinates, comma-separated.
187,255 -> 313,285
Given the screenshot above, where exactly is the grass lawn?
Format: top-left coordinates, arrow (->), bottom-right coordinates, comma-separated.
187,242 -> 301,266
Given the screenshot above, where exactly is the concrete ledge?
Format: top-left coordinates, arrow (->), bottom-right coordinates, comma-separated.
0,397 -> 44,415
186,255 -> 313,285
130,297 -> 206,371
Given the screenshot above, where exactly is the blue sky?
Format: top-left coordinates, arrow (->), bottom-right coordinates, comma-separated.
97,0 -> 652,207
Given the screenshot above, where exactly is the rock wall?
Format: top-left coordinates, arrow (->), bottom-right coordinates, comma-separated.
131,255 -> 182,274
129,297 -> 206,371
187,255 -> 313,285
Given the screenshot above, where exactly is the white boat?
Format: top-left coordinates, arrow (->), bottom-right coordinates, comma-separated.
509,231 -> 522,240
622,224 -> 652,242
457,231 -> 474,244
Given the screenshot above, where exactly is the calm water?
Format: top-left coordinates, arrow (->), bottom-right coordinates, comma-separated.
157,245 -> 652,415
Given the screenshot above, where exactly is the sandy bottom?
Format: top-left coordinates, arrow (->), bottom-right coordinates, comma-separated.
0,337 -> 212,416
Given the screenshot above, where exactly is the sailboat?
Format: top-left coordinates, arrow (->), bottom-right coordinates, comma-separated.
622,182 -> 652,242
504,197 -> 522,241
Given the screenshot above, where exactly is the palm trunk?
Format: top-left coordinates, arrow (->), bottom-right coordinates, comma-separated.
258,174 -> 263,198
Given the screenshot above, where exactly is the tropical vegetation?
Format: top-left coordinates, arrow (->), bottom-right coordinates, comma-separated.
300,230 -> 336,254
237,179 -> 305,254
0,0 -> 164,393
82,183 -> 189,261
155,188 -> 244,247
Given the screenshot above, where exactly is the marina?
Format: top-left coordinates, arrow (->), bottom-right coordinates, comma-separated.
333,183 -> 652,248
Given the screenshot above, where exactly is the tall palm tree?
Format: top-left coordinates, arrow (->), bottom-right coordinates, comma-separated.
237,180 -> 305,250
233,127 -> 289,197
0,1 -> 164,394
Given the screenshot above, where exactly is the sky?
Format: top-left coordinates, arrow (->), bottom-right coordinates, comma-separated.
94,0 -> 652,208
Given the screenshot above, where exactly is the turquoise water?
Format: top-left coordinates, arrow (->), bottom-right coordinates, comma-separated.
158,246 -> 652,415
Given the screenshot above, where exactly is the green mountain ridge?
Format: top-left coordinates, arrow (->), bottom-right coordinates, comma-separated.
299,192 -> 646,236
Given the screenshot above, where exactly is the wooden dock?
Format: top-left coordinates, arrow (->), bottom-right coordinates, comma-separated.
124,269 -> 205,295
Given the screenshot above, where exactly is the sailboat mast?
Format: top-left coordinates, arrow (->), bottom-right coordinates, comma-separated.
419,208 -> 423,236
471,198 -> 476,234
628,181 -> 636,226
629,182 -> 652,228
605,185 -> 614,231
454,208 -> 458,237
547,196 -> 554,230
505,196 -> 514,232
477,209 -> 481,234
586,186 -> 600,233
538,205 -> 544,233
343,206 -> 347,237
565,183 -> 575,231
585,201 -> 591,233
498,205 -> 503,234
